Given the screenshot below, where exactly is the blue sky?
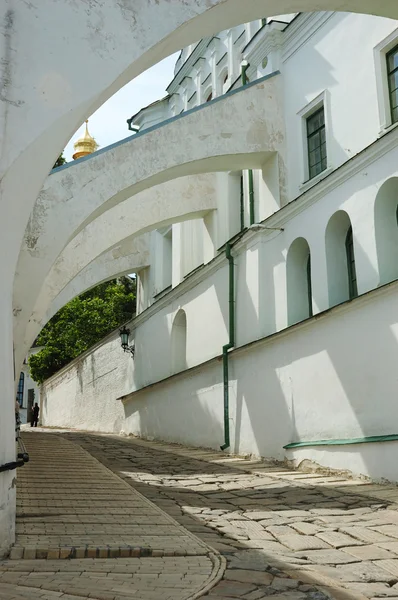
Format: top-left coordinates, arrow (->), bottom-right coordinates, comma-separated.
64,54 -> 178,161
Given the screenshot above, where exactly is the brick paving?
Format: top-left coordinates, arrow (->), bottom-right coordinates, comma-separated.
0,432 -> 222,600
6,431 -> 398,599
65,431 -> 398,600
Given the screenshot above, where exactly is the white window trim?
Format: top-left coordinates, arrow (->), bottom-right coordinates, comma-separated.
297,90 -> 332,189
374,28 -> 398,134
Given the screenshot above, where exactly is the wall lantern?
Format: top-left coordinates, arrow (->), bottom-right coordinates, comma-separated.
119,325 -> 135,358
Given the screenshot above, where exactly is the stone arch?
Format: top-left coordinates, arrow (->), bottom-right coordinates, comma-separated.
374,177 -> 398,285
325,210 -> 356,307
286,237 -> 312,326
14,79 -> 284,366
43,235 -> 150,328
14,174 -> 219,368
171,309 -> 187,374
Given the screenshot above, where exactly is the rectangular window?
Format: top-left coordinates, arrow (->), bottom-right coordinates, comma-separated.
387,44 -> 398,124
306,107 -> 327,180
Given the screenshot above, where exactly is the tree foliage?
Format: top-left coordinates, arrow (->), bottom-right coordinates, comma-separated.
29,277 -> 136,384
53,153 -> 66,169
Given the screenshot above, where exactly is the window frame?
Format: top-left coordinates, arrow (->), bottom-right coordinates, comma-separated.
374,28 -> 398,132
386,44 -> 398,125
306,107 -> 327,181
298,90 -> 331,188
345,226 -> 358,300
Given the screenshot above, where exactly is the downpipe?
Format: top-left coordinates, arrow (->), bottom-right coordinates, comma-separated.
220,242 -> 235,451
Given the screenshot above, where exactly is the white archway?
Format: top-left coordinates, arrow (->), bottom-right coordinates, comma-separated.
44,235 -> 150,327
14,174 -> 218,367
14,78 -> 284,367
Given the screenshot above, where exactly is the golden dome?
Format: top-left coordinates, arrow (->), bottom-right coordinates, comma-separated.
72,120 -> 98,160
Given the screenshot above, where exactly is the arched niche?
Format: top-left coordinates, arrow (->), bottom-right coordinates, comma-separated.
374,177 -> 398,286
325,210 -> 356,307
171,309 -> 187,374
286,237 -> 312,326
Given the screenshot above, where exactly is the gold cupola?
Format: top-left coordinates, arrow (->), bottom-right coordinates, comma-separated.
72,120 -> 98,160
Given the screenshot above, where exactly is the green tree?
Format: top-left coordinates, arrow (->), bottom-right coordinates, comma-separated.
29,277 -> 136,384
53,153 -> 66,169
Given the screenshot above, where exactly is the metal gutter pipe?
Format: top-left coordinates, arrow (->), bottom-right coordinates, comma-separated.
220,242 -> 235,451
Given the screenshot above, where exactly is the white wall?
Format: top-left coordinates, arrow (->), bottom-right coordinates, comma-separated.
41,331 -> 132,434
283,13 -> 398,199
41,124 -> 398,484
42,279 -> 398,483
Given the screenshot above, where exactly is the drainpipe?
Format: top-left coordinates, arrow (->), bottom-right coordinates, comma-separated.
241,61 -> 255,226
220,242 -> 235,451
240,175 -> 245,231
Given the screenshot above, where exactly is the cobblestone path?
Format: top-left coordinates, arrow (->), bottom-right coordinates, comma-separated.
66,431 -> 398,600
0,432 -> 222,600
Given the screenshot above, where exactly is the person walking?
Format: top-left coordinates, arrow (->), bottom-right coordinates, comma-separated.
31,402 -> 39,427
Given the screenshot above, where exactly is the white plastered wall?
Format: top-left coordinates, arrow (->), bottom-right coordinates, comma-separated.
3,0 -> 398,559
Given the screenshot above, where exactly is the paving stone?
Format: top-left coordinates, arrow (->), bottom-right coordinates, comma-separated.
342,545 -> 395,560
291,522 -> 321,536
210,580 -> 257,595
347,582 -> 393,597
294,549 -> 359,564
376,560 -> 398,578
278,535 -> 331,551
223,569 -> 273,585
316,531 -> 363,548
372,526 -> 398,540
336,562 -> 398,583
340,527 -> 395,544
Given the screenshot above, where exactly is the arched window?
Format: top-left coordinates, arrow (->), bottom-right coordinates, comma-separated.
325,210 -> 356,306
17,372 -> 24,407
345,226 -> 358,299
206,91 -> 213,102
286,237 -> 312,325
374,177 -> 398,285
171,309 -> 187,374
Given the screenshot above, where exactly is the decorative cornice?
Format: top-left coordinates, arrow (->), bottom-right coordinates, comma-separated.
167,38 -> 212,94
243,28 -> 284,72
282,12 -> 335,62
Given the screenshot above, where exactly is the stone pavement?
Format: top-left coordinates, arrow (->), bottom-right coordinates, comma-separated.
65,431 -> 398,600
0,432 -> 222,600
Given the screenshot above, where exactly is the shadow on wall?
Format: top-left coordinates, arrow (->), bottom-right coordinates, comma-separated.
122,360 -> 226,450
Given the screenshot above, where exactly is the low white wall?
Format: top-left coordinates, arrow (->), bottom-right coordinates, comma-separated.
41,331 -> 133,433
42,280 -> 398,483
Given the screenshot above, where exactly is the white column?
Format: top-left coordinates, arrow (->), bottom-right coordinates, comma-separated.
227,30 -> 234,81
195,68 -> 203,105
0,282 -> 16,558
211,50 -> 217,97
172,223 -> 184,288
203,212 -> 216,264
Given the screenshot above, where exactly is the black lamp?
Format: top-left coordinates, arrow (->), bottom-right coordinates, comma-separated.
119,325 -> 135,358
